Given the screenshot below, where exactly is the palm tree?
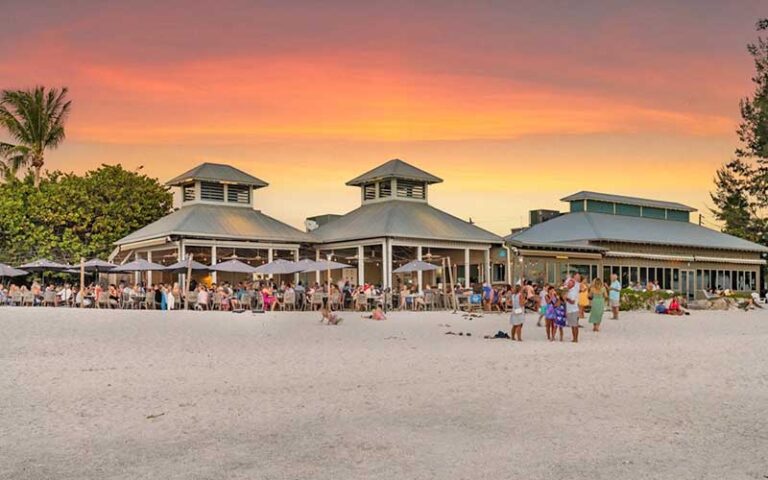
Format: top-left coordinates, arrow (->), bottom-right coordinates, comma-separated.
0,86 -> 71,187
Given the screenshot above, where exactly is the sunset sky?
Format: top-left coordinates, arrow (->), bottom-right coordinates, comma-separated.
0,0 -> 765,234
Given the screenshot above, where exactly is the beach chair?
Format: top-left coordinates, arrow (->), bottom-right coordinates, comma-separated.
310,293 -> 324,311
22,292 -> 35,307
98,292 -> 114,309
282,291 -> 296,311
10,291 -> 22,306
41,291 -> 57,307
423,291 -> 435,311
701,290 -> 720,300
185,291 -> 198,309
355,293 -> 368,312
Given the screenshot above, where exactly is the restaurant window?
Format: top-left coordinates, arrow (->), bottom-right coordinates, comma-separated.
363,184 -> 376,201
397,180 -> 426,199
183,183 -> 196,202
643,207 -> 666,220
672,269 -> 679,291
492,264 -> 506,283
663,268 -> 671,290
200,182 -> 225,202
620,266 -> 630,287
227,184 -> 251,204
640,267 -> 648,285
747,271 -> 756,291
630,267 -> 639,284
648,268 -> 656,282
738,271 -> 745,290
696,270 -> 703,290
603,266 -> 611,282
730,271 -> 737,291
379,180 -> 392,198
591,265 -> 598,280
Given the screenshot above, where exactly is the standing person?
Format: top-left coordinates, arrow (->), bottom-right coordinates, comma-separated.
588,278 -> 608,332
565,274 -> 581,342
509,285 -> 525,341
544,286 -> 558,341
537,284 -> 549,327
609,273 -> 622,320
578,278 -> 590,319
553,289 -> 567,341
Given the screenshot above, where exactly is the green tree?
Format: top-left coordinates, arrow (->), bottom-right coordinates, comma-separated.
0,164 -> 172,264
711,19 -> 768,245
0,86 -> 71,187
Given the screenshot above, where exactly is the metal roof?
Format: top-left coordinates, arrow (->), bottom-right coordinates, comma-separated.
115,204 -> 312,246
560,191 -> 696,212
507,211 -> 768,253
165,163 -> 269,188
310,200 -> 503,244
346,159 -> 443,186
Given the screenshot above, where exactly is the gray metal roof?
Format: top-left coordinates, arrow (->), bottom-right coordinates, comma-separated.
346,159 -> 443,186
560,191 -> 696,212
506,238 -> 607,252
310,200 -> 503,244
507,212 -> 768,253
115,204 -> 312,246
165,163 -> 269,188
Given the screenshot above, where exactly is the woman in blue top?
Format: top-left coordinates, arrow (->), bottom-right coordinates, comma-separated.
609,273 -> 622,320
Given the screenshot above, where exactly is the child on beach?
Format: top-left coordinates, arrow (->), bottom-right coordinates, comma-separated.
320,307 -> 343,325
553,289 -> 567,342
363,306 -> 387,320
544,286 -> 558,341
509,285 -> 525,341
537,284 -> 548,327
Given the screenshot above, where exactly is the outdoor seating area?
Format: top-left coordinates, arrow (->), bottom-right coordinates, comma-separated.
0,257 -> 506,313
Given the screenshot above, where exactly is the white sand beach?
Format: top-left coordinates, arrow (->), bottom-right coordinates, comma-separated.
1,308 -> 767,480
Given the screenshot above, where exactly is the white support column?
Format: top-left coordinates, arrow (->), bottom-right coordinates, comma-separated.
417,245 -> 423,292
294,249 -> 300,285
315,249 -> 321,284
484,249 -> 491,285
387,240 -> 393,291
211,245 -> 217,284
179,240 -> 186,292
147,251 -> 153,286
464,248 -> 470,289
357,245 -> 365,286
381,241 -> 388,289
267,248 -> 274,280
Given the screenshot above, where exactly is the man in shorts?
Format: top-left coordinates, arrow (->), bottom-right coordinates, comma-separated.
565,273 -> 581,343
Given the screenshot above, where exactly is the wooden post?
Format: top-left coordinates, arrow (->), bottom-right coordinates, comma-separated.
79,257 -> 85,308
184,254 -> 193,310
446,257 -> 458,312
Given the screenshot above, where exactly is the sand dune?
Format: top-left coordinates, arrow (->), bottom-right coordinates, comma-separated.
1,308 -> 766,479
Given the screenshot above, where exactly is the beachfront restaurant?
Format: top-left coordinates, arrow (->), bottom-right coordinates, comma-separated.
308,159 -> 508,291
111,163 -> 312,285
505,191 -> 768,299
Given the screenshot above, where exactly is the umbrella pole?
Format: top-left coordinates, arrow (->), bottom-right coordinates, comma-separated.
80,257 -> 85,309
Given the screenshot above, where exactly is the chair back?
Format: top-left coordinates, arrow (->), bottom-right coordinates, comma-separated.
43,291 -> 56,303
98,292 -> 110,305
284,291 -> 296,306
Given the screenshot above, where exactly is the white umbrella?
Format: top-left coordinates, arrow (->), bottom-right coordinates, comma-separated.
254,259 -> 299,275
394,260 -> 440,273
300,260 -> 352,272
112,258 -> 167,272
163,259 -> 211,274
209,259 -> 259,274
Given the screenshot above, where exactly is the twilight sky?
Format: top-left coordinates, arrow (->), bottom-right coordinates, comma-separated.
0,0 -> 764,234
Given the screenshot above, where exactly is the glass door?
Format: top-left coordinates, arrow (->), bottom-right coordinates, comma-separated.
681,270 -> 695,300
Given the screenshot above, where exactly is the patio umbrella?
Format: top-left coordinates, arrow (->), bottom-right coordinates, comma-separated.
163,259 -> 211,274
82,258 -> 118,272
0,263 -> 28,278
300,260 -> 352,272
111,258 -> 168,272
254,259 -> 299,275
209,259 -> 259,274
394,260 -> 440,273
19,258 -> 71,271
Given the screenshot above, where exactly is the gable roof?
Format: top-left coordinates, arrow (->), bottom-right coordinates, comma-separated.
115,204 -> 311,246
165,163 -> 268,188
506,211 -> 768,253
561,191 -> 696,212
346,159 -> 443,186
310,200 -> 503,244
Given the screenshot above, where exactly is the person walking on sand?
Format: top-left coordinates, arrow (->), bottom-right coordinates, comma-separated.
565,274 -> 581,342
609,273 -> 622,320
509,285 -> 525,341
553,289 -> 567,342
588,278 -> 608,332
